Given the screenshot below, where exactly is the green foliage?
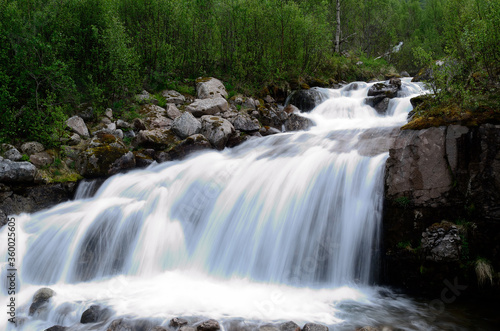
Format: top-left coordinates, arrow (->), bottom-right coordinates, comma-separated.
395,196 -> 411,208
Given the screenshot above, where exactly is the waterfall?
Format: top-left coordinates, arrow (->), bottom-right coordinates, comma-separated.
2,79 -> 443,331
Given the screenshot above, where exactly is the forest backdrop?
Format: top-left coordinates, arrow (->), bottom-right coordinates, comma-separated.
0,0 -> 499,145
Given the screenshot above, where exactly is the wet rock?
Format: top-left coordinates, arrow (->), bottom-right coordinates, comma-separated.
78,144 -> 131,177
66,116 -> 90,138
30,152 -> 54,168
186,97 -> 230,117
421,221 -> 461,262
200,116 -> 235,150
196,77 -> 228,99
400,71 -> 410,77
106,318 -> 133,331
162,90 -> 186,104
283,104 -> 299,114
258,106 -> 288,129
168,134 -> 212,159
133,151 -> 154,168
385,127 -> 452,205
80,305 -> 111,324
279,321 -> 301,331
0,159 -> 37,183
151,327 -> 168,331
356,327 -> 379,331
365,96 -> 391,115
170,317 -> 189,327
44,326 -> 67,331
302,323 -> 328,331
197,319 -> 220,331
109,151 -> 136,175
287,88 -> 328,112
259,325 -> 280,331
29,287 -> 55,316
284,113 -> 313,131
180,327 -> 196,331
260,126 -> 281,136
166,104 -> 183,120
21,141 -> 45,156
172,112 -> 202,139
367,82 -> 399,99
233,114 -> 260,132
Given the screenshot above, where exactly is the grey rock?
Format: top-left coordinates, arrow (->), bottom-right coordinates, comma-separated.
242,98 -> 257,111
165,104 -> 182,120
107,122 -> 117,130
365,96 -> 391,115
196,77 -> 228,99
116,119 -> 131,129
21,141 -> 45,155
133,129 -> 180,150
68,133 -> 81,146
109,151 -> 135,175
264,95 -> 275,103
197,319 -> 220,331
233,114 -> 260,132
260,126 -> 281,136
421,221 -> 461,262
124,130 -> 136,139
29,288 -> 55,316
105,108 -> 113,119
303,323 -> 328,331
30,152 -> 54,167
106,318 -> 133,331
386,127 -> 452,205
259,325 -> 280,331
186,97 -> 230,117
172,112 -> 202,139
288,88 -> 328,112
170,317 -> 189,327
285,114 -> 314,131
445,125 -> 469,173
0,159 -> 37,183
80,305 -> 111,324
200,115 -> 235,150
368,82 -> 399,99
44,326 -> 66,331
4,148 -> 22,161
133,118 -> 147,131
168,134 -> 212,159
162,90 -> 186,104
279,321 -> 300,331
66,116 -> 90,138
78,106 -> 94,121
401,71 -> 410,77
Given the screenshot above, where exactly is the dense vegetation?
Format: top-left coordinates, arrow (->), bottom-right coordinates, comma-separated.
0,0 -> 498,144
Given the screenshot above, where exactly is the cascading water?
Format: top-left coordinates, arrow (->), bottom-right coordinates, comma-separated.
2,79 -> 484,330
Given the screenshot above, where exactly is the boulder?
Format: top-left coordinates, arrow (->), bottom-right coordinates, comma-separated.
166,104 -> 182,120
367,82 -> 399,99
170,317 -> 189,327
283,104 -> 299,114
186,97 -> 230,117
105,108 -> 113,119
134,129 -> 180,150
80,305 -> 110,324
302,324 -> 328,331
29,287 -> 55,316
44,326 -> 67,331
421,221 -> 461,262
77,106 -> 94,121
133,151 -> 155,168
135,90 -> 157,104
162,90 -> 186,104
258,106 -> 289,129
385,127 -> 452,205
109,151 -> 136,175
141,105 -> 172,129
4,147 -> 22,161
287,88 -> 328,112
116,120 -> 131,129
200,116 -> 235,150
168,134 -> 212,159
284,114 -> 314,131
78,145 -> 132,177
196,77 -> 228,99
68,133 -> 82,146
259,325 -> 280,331
365,96 -> 391,115
279,321 -> 300,331
233,114 -> 260,132
133,118 -> 147,131
172,112 -> 202,139
106,319 -> 134,331
21,141 -> 45,155
260,126 -> 281,136
0,159 -> 37,183
197,319 -> 220,331
66,116 -> 90,138
30,152 -> 54,167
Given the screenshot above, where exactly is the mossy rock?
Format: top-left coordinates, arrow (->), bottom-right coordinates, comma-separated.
79,145 -> 130,177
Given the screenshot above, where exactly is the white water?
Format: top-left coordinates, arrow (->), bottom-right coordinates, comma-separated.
2,79 -> 472,331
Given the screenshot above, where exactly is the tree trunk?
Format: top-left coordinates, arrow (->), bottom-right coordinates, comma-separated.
335,0 -> 341,53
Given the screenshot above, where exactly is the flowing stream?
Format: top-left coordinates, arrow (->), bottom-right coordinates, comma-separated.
1,79 -> 491,330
